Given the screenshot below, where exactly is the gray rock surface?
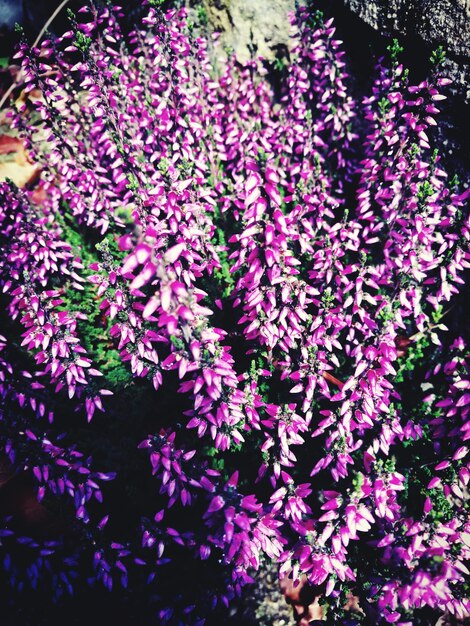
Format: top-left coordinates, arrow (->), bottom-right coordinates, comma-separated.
341,0 -> 470,101
200,0 -> 300,63
343,0 -> 469,57
0,1 -> 22,30
232,561 -> 296,626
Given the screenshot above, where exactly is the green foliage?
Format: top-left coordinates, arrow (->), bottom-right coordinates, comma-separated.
249,357 -> 272,401
427,487 -> 454,522
378,96 -> 391,116
256,147 -> 268,168
75,31 -> 92,54
203,444 -> 226,474
387,38 -> 403,66
374,456 -> 397,474
395,334 -> 430,383
170,335 -> 186,351
351,471 -> 364,495
321,286 -> 335,309
450,173 -> 460,190
158,158 -> 170,177
306,8 -> 324,29
273,56 -> 289,72
417,180 -> 435,203
430,45 -> 446,67
66,10 -> 92,53
114,205 -> 135,226
212,228 -> 235,298
196,5 -> 209,27
55,206 -> 133,392
126,172 -> 140,192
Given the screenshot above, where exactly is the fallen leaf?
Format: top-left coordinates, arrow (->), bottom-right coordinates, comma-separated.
0,158 -> 40,187
0,134 -> 23,154
0,134 -> 40,187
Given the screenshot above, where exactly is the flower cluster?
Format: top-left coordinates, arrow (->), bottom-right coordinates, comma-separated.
0,2 -> 468,624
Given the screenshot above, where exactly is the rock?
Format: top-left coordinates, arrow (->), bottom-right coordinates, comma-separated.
226,560 -> 297,626
342,0 -> 469,56
340,0 -> 470,102
325,0 -> 469,182
0,0 -> 22,30
200,0 -> 300,62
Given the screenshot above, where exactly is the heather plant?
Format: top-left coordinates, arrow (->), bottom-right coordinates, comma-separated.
0,1 -> 469,624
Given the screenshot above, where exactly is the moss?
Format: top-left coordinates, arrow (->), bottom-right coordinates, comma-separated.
54,205 -> 133,392
196,6 -> 209,27
427,488 -> 454,522
208,227 -> 236,299
395,334 -> 431,383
